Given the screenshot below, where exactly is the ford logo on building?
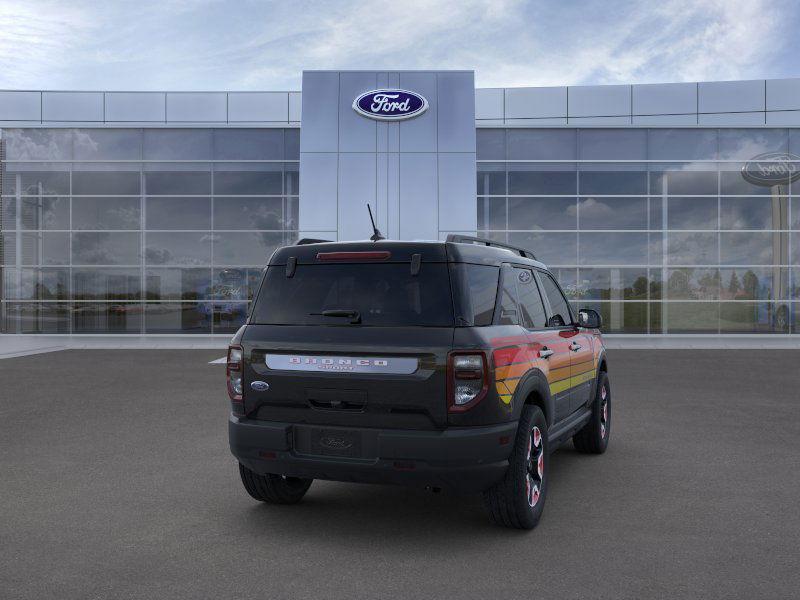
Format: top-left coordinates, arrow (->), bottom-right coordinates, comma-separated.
352,89 -> 428,121
742,152 -> 800,187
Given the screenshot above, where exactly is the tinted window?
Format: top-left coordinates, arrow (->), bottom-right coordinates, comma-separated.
507,129 -> 576,160
497,266 -> 519,325
20,197 -> 69,230
539,272 -> 572,327
252,263 -> 453,326
476,129 -> 505,160
72,171 -> 140,195
514,268 -> 547,329
213,129 -> 283,160
145,197 -> 211,230
144,171 -> 211,195
451,264 -> 498,326
72,197 -> 140,230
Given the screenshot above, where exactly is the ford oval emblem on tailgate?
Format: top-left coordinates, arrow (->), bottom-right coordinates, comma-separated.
250,381 -> 269,391
319,436 -> 353,450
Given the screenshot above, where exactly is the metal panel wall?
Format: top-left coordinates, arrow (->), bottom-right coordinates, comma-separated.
42,92 -> 104,121
0,91 -> 41,121
105,92 -> 165,122
299,70 -> 477,242
228,92 -> 289,122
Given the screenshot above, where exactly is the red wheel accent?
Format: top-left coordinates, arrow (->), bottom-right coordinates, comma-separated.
526,426 -> 544,507
599,385 -> 609,439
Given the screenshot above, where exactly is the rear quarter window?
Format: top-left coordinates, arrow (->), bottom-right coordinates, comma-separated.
450,264 -> 499,326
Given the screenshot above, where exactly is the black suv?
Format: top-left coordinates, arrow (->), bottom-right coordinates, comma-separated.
228,235 -> 610,529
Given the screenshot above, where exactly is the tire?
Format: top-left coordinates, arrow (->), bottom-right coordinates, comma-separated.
573,371 -> 611,454
483,405 -> 549,530
238,463 -> 312,504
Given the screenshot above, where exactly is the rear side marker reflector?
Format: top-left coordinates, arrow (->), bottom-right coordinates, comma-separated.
259,451 -> 277,459
316,251 -> 391,261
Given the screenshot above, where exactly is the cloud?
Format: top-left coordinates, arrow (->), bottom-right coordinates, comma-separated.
0,0 -> 795,90
0,1 -> 93,86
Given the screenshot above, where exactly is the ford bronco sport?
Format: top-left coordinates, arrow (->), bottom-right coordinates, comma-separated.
228,235 -> 610,529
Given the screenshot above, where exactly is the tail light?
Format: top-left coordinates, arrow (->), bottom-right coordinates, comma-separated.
447,351 -> 489,412
227,344 -> 244,415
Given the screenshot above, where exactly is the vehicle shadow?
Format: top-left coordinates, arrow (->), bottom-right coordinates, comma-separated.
241,448 -> 583,541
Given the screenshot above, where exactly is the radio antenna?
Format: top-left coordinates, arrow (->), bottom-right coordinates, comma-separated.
367,204 -> 385,241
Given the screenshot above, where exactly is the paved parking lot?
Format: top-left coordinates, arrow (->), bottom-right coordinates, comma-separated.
1,349 -> 799,599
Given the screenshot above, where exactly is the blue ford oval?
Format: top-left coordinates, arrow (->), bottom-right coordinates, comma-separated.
352,89 -> 428,121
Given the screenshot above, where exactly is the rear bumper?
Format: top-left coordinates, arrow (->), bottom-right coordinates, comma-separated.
229,415 -> 517,492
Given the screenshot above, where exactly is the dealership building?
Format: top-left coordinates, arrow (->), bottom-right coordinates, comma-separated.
1,70 -> 799,342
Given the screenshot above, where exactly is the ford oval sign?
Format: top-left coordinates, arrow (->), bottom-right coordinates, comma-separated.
352,89 -> 428,121
742,152 -> 800,187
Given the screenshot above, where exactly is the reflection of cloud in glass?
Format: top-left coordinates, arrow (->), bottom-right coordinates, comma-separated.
720,232 -> 776,265
72,232 -> 114,264
146,234 -> 210,266
572,197 -> 611,219
72,232 -> 138,265
667,232 -> 717,265
72,131 -> 100,158
5,130 -> 71,160
718,130 -> 788,161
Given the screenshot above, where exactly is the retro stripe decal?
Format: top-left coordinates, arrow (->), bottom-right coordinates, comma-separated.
491,335 -> 597,406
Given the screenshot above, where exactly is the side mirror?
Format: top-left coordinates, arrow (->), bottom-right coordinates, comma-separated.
577,308 -> 602,329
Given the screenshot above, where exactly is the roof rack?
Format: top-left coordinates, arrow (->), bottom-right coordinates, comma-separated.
296,238 -> 332,245
446,234 -> 537,260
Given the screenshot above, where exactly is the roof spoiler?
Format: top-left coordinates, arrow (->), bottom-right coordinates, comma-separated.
446,234 -> 536,260
296,238 -> 332,245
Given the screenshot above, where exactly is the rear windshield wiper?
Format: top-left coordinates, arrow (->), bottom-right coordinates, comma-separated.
310,309 -> 362,324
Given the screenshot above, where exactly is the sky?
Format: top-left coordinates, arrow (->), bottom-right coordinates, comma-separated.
0,0 -> 798,91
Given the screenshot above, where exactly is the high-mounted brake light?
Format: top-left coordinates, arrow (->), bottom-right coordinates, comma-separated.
227,345 -> 244,414
447,351 -> 489,413
316,251 -> 391,261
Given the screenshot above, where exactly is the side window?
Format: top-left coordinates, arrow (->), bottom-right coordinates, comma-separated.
496,266 -> 519,325
539,272 -> 572,328
514,268 -> 547,329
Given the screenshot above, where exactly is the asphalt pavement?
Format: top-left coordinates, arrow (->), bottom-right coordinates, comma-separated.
1,349 -> 798,599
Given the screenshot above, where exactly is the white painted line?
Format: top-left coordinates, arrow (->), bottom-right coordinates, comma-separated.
209,357 -> 228,364
0,346 -> 67,360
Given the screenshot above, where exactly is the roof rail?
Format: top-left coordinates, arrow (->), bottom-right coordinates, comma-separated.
296,238 -> 332,245
446,234 -> 536,260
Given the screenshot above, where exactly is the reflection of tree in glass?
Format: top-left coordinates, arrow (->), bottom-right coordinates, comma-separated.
631,276 -> 648,300
668,270 -> 691,298
697,271 -> 720,297
742,270 -> 759,300
728,271 -> 741,296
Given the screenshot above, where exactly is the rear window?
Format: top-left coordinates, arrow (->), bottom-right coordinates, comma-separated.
251,263 -> 454,326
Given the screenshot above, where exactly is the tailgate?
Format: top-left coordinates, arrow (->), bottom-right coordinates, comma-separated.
241,325 -> 453,430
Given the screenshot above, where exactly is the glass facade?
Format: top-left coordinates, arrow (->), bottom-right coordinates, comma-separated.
478,128 -> 800,335
1,125 -> 799,335
0,128 -> 299,334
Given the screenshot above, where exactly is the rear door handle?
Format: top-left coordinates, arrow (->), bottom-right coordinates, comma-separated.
539,347 -> 554,359
570,342 -> 582,352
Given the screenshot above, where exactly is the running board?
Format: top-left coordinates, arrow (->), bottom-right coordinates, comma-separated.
547,407 -> 592,451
